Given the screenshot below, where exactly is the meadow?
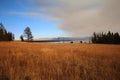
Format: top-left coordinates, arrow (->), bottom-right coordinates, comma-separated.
0,42 -> 120,80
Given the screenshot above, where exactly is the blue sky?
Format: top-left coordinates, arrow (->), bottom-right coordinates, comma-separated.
0,0 -> 64,40
0,0 -> 120,40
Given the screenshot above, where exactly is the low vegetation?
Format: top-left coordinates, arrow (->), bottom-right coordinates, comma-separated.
0,42 -> 120,80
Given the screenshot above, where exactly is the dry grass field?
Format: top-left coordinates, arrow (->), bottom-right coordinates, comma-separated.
0,42 -> 120,80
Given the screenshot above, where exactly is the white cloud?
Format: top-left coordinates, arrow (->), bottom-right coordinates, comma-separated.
59,0 -> 120,37
13,0 -> 120,37
10,12 -> 42,17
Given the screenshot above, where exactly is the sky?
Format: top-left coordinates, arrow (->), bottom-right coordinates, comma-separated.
0,0 -> 120,40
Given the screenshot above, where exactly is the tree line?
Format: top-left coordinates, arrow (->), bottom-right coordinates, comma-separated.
0,23 -> 33,42
92,31 -> 120,44
0,23 -> 14,41
0,23 -> 120,44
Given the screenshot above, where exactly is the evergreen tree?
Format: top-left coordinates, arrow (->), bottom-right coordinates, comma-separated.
92,32 -> 97,43
7,32 -> 14,41
91,31 -> 120,44
0,29 -> 4,41
114,32 -> 120,44
0,23 -> 14,41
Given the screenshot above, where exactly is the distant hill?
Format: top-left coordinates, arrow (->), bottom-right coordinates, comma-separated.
33,37 -> 90,43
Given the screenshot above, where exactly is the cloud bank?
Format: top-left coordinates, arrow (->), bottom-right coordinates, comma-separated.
14,0 -> 120,37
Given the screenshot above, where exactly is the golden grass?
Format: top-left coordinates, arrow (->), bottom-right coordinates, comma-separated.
0,42 -> 120,80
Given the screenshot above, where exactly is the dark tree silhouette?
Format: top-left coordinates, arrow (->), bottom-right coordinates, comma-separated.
7,32 -> 14,41
20,35 -> 24,41
0,28 -> 4,41
23,27 -> 33,41
92,32 -> 97,43
114,32 -> 120,44
91,31 -> 120,44
0,23 -> 14,41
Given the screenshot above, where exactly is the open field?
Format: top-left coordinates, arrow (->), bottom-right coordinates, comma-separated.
0,42 -> 120,80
